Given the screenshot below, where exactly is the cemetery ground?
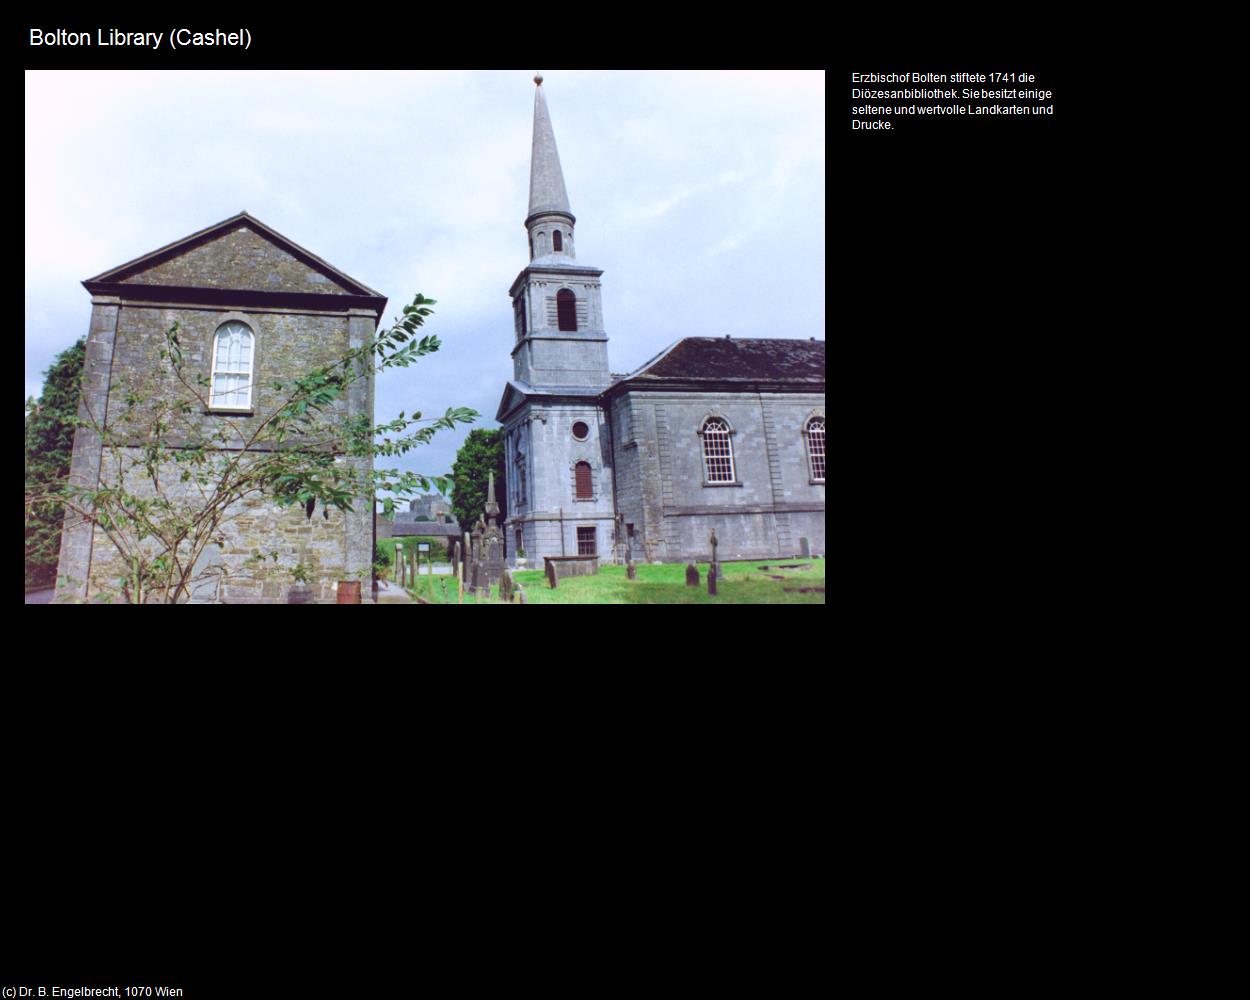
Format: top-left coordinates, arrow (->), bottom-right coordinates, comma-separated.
382,551 -> 825,605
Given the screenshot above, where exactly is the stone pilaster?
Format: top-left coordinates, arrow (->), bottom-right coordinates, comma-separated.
760,400 -> 793,557
54,297 -> 120,602
345,308 -> 377,583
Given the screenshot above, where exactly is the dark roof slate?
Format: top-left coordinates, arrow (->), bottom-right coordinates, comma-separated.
631,338 -> 824,383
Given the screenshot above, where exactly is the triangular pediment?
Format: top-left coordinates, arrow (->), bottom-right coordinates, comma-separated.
496,381 -> 533,423
84,212 -> 382,298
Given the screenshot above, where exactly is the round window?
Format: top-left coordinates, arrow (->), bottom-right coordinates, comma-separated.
572,421 -> 590,441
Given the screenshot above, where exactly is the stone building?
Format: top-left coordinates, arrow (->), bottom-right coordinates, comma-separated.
406,494 -> 454,522
56,212 -> 385,602
497,78 -> 825,565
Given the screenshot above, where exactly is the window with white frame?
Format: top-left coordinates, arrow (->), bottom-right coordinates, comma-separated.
210,321 -> 254,410
806,417 -> 825,482
701,418 -> 736,483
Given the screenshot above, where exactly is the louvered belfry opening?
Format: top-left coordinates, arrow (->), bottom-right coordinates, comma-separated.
553,230 -> 563,252
557,289 -> 578,331
575,461 -> 593,499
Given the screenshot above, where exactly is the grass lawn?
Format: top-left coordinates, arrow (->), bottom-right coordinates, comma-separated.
411,559 -> 825,605
376,536 -> 445,576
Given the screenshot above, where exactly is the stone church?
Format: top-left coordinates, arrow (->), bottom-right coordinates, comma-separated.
497,77 -> 825,565
55,212 -> 382,602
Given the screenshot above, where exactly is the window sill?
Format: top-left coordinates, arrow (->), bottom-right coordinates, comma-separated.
205,408 -> 254,417
573,496 -> 600,503
809,479 -> 825,486
702,481 -> 743,488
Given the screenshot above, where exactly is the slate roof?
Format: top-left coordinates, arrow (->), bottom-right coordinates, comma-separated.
389,521 -> 462,538
619,337 -> 825,386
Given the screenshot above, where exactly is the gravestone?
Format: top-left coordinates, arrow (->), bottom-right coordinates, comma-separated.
470,518 -> 484,594
501,568 -> 515,603
480,472 -> 506,592
624,518 -> 636,579
707,564 -> 717,596
709,529 -> 721,579
686,564 -> 700,587
799,537 -> 811,558
546,559 -> 559,589
394,542 -> 405,587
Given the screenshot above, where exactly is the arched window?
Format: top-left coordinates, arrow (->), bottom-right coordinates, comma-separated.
537,232 -> 548,256
575,461 -> 593,499
210,321 -> 254,410
806,417 -> 825,483
700,418 -> 736,483
557,289 -> 578,331
553,230 -> 563,252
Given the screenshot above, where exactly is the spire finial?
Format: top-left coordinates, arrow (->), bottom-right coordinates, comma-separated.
534,71 -> 543,86
528,71 -> 572,222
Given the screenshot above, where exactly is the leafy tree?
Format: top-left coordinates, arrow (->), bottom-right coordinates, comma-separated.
27,294 -> 477,603
450,428 -> 506,530
24,338 -> 86,589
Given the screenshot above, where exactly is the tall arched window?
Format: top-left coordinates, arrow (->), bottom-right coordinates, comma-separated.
557,289 -> 578,331
806,417 -> 825,483
701,418 -> 736,483
210,321 -> 254,410
575,461 -> 593,499
553,230 -> 563,252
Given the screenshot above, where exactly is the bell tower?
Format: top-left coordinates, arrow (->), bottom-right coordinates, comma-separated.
498,75 -> 618,567
510,73 -> 610,389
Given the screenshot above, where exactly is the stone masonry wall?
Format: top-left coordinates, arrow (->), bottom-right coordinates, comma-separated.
79,449 -> 352,603
118,226 -> 352,295
109,302 -> 352,444
56,297 -> 374,602
616,391 -> 825,562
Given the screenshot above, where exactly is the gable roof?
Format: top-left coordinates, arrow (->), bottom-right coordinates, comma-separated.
611,337 -> 825,391
82,211 -> 387,320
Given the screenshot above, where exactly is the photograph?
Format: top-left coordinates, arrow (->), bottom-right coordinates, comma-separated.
25,69 -> 825,604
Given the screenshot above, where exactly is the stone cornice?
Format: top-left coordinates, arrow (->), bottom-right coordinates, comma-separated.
82,281 -> 387,325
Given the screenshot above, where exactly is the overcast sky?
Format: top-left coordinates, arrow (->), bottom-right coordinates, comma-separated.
25,70 -> 824,496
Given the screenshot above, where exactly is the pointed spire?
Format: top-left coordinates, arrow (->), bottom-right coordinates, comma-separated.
528,75 -> 572,222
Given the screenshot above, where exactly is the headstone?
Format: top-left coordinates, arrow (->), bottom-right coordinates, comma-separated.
624,517 -> 636,579
480,472 -> 506,590
546,560 -> 559,589
707,564 -> 718,596
686,564 -> 700,587
799,537 -> 811,558
501,568 -> 515,603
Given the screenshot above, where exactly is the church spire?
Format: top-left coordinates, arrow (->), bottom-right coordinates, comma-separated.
527,74 -> 574,228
